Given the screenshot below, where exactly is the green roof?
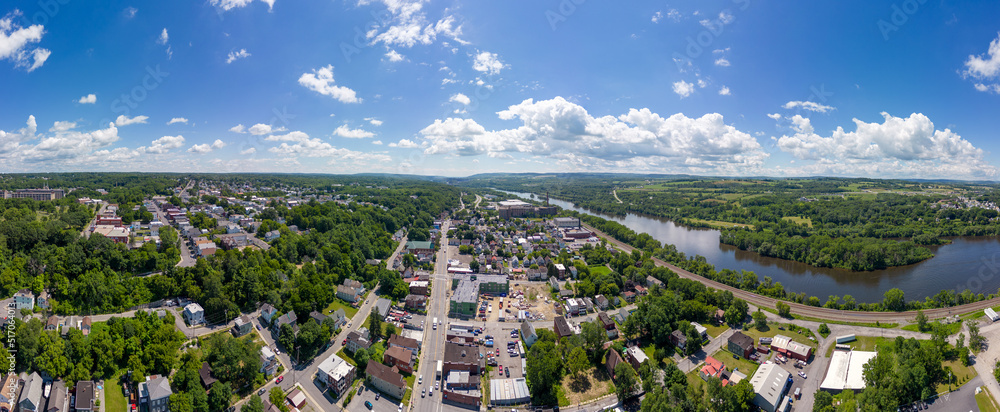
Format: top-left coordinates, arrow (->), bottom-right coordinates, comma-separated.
406,240 -> 433,250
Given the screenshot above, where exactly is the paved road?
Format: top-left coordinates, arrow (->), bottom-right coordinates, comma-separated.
411,219 -> 454,412
80,201 -> 107,238
677,329 -> 736,373
583,223 -> 1000,324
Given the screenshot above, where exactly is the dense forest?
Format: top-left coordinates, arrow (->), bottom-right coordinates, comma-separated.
459,175 -> 1000,270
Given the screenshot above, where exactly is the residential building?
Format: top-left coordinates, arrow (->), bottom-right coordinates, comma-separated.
260,303 -> 278,324
19,372 -> 44,412
45,316 -> 58,331
346,330 -> 371,353
232,315 -> 252,337
138,376 -> 171,412
384,346 -> 414,373
699,356 -> 726,381
74,381 -> 95,412
670,330 -> 687,349
728,332 -> 755,359
13,289 -> 34,311
520,321 -> 538,348
625,346 -> 648,370
317,354 -> 356,398
81,317 -> 92,336
285,389 -> 306,410
260,346 -> 278,376
183,303 -> 205,325
606,349 -> 625,379
365,361 -> 406,400
404,294 -> 427,310
330,308 -> 347,329
597,312 -> 618,338
199,363 -> 217,388
388,335 -> 419,356
691,322 -> 708,340
309,311 -> 328,326
0,374 -> 16,412
594,294 -> 609,309
750,363 -> 792,412
771,335 -> 813,361
45,380 -> 67,412
409,281 -> 429,295
553,316 -> 574,340
336,285 -> 362,303
271,312 -> 298,335
264,230 -> 280,241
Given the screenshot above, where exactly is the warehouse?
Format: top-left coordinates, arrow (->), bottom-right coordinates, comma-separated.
819,350 -> 877,392
490,378 -> 531,406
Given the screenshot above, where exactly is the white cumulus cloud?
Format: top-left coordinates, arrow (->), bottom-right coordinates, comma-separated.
964,33 -> 1000,93
167,117 -> 188,125
672,80 -> 695,98
229,124 -> 247,133
365,118 -> 383,126
157,28 -> 169,45
298,65 -> 360,103
226,48 -> 251,64
472,51 -> 504,75
783,100 -> 835,113
49,121 -> 76,132
389,139 -> 419,148
385,49 -> 404,62
718,86 -> 731,95
78,94 -> 97,104
146,135 -> 186,154
334,125 -> 375,139
115,115 -> 149,126
0,13 -> 50,72
449,93 -> 471,105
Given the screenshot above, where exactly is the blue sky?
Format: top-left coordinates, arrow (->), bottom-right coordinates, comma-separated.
1,0 -> 999,179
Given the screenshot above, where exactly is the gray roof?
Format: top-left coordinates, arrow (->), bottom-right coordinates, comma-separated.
47,380 -> 66,412
20,372 -> 43,410
374,298 -> 391,318
147,376 -> 173,400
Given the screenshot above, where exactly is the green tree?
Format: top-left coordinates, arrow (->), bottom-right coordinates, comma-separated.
580,320 -> 607,357
818,323 -> 830,337
269,387 -> 286,410
969,320 -> 985,352
915,310 -> 928,332
368,313 -> 383,342
883,288 -> 906,311
613,361 -> 638,401
208,381 -> 232,412
813,391 -> 834,412
567,347 -> 589,379
169,393 -> 194,412
240,395 -> 265,412
776,301 -> 791,318
724,299 -> 748,325
752,310 -> 767,331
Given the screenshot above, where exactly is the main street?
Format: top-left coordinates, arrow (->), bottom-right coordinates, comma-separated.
583,223 -> 1000,324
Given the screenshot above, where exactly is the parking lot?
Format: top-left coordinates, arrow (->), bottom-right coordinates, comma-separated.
347,382 -> 406,412
481,321 -> 526,380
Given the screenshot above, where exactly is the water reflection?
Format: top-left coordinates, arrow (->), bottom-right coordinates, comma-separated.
497,190 -> 1000,302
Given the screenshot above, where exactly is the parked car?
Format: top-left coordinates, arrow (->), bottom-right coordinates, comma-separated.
422,388 -> 426,397
258,388 -> 266,396
276,375 -> 284,383
418,376 -> 422,384
365,401 -> 373,409
375,392 -> 380,400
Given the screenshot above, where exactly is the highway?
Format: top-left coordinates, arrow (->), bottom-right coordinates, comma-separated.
584,223 -> 1000,324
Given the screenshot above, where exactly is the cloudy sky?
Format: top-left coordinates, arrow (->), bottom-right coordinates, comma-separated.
2,0 -> 999,179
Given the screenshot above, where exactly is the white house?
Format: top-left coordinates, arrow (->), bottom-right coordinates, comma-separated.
183,303 -> 205,325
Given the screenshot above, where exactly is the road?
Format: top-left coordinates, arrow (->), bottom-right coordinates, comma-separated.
583,223 -> 1000,324
473,194 -> 482,209
612,189 -> 622,204
411,220 -> 453,412
231,236 -> 409,412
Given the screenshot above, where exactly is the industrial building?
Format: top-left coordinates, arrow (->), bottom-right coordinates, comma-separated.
489,378 -> 531,406
2,188 -> 65,200
819,350 -> 878,392
750,363 -> 792,412
449,274 -> 509,318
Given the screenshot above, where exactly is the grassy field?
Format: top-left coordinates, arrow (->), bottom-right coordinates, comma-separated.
977,387 -> 1000,412
685,218 -> 754,230
325,298 -> 359,319
401,374 -> 415,405
938,357 -> 978,393
900,321 -> 962,335
588,265 -> 613,277
782,216 -> 813,227
699,322 -> 729,339
710,350 -> 758,377
106,371 -> 129,412
824,335 -> 894,357
559,367 -> 616,407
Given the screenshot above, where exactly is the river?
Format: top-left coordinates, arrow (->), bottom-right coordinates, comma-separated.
499,190 -> 1000,303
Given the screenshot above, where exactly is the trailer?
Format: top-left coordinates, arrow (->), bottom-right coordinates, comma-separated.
835,334 -> 857,344
436,360 -> 443,379
986,308 -> 1000,322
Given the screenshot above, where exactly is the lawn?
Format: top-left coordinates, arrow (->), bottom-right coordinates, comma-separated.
782,216 -> 813,227
901,321 -> 962,335
699,322 -> 729,339
106,371 -> 129,412
710,350 -> 758,377
559,367 -> 616,407
684,218 -> 754,230
642,345 -> 658,366
337,348 -> 357,366
937,357 -> 978,393
824,335 -> 894,357
325,299 -> 359,319
588,265 -> 612,277
977,388 -> 1000,412
401,374 -> 415,405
